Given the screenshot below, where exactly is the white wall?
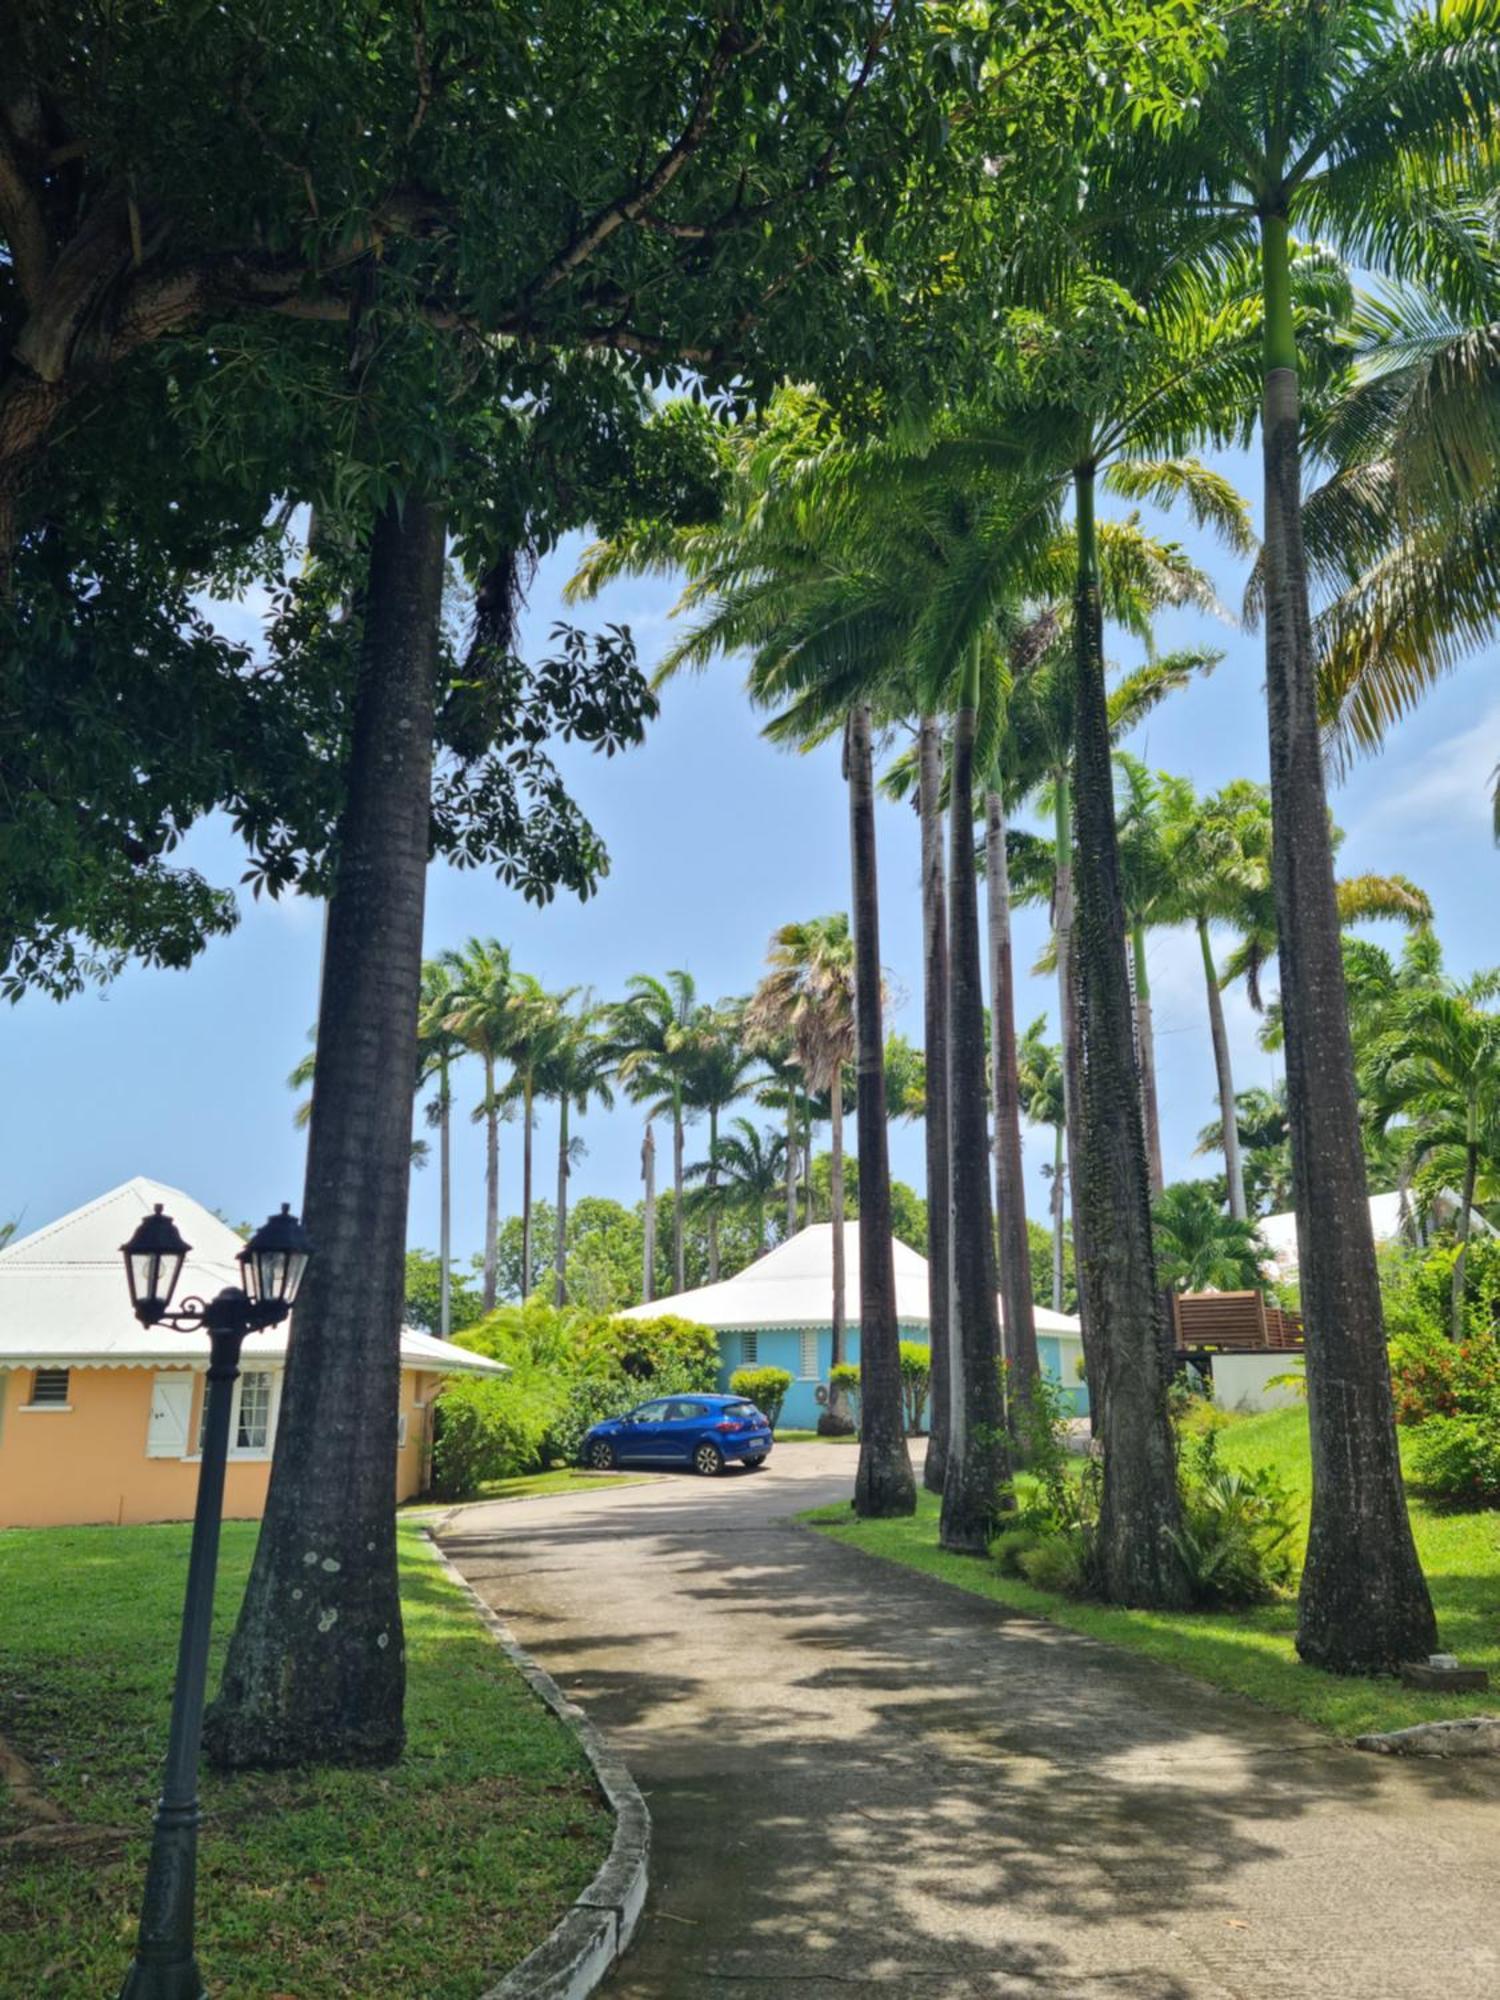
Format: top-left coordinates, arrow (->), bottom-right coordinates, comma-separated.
1211,1352 -> 1305,1415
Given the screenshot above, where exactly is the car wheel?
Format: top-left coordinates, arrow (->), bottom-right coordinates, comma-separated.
586,1440 -> 616,1471
693,1440 -> 724,1477
744,1456 -> 767,1469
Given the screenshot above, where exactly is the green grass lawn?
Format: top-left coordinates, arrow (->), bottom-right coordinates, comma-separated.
804,1406 -> 1500,1739
774,1429 -> 861,1444
0,1520 -> 611,1998
413,1465 -> 651,1508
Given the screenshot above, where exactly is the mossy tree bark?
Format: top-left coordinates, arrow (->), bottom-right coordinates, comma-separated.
940,647 -> 1011,1553
1258,212 -> 1436,1670
205,493 -> 446,1768
1053,775 -> 1101,1421
849,705 -> 917,1516
1071,464 -> 1186,1609
918,716 -> 953,1494
1132,922 -> 1165,1199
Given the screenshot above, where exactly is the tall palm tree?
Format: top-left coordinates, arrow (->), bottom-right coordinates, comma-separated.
440,937 -> 516,1313
499,973 -> 568,1300
687,1118 -> 788,1253
607,970 -> 705,1298
1152,1182 -> 1269,1295
747,916 -> 858,1428
917,715 -> 953,1494
416,959 -> 466,1339
678,1004 -> 764,1283
1018,1018 -> 1069,1313
749,1037 -> 810,1240
1364,972 -> 1500,1341
1122,0 -> 1500,1670
532,998 -> 615,1308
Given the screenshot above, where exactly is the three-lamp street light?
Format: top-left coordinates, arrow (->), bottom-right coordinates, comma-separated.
116,1201 -> 313,2000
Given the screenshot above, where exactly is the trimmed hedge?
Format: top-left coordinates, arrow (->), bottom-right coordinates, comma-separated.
729,1365 -> 793,1428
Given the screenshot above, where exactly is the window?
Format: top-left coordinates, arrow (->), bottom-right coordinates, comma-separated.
798,1330 -> 818,1379
236,1373 -> 272,1452
741,1331 -> 759,1365
396,1413 -> 409,1449
27,1368 -> 70,1408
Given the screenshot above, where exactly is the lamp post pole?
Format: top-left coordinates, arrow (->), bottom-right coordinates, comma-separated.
120,1305 -> 246,2000
116,1204 -> 312,2000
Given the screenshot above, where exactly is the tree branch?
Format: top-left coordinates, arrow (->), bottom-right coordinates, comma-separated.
0,109 -> 50,306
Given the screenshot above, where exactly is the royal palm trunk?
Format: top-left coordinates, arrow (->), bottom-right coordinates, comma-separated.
1259,212 -> 1435,1670
823,1075 -> 851,1432
1132,922 -> 1165,1198
784,1093 -> 798,1237
940,646 -> 1010,1553
1050,1127 -> 1066,1312
672,1095 -> 686,1294
1453,1132 -> 1479,1344
1070,463 -> 1186,1609
554,1097 -> 571,1307
707,1104 -> 721,1284
641,1122 -> 656,1303
919,718 -> 952,1494
521,1077 -> 535,1298
438,1060 -> 452,1339
1053,774 -> 1100,1418
482,1054 -> 500,1313
986,784 -> 1040,1418
849,706 -> 916,1515
1198,917 -> 1248,1220
205,494 -> 445,1768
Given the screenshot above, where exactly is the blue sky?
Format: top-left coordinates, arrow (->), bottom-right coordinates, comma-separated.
6,442 -> 1496,1267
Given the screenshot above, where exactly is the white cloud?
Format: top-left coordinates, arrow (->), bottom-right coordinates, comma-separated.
1375,696 -> 1500,835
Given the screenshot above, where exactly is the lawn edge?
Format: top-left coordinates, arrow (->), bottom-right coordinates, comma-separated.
422,1529 -> 651,2000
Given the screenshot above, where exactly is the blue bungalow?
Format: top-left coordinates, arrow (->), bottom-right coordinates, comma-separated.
617,1222 -> 1087,1432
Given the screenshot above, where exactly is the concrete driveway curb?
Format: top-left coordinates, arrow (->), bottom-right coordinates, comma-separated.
422,1530 -> 650,2000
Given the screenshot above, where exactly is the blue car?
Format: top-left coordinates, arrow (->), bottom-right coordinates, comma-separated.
581,1392 -> 774,1477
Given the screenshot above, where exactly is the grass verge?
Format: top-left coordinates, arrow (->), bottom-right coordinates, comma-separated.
0,1520 -> 611,1998
774,1430 -> 861,1445
804,1407 -> 1500,1740
411,1465 -> 651,1508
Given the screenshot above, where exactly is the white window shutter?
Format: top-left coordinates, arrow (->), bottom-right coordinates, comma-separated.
146,1373 -> 194,1459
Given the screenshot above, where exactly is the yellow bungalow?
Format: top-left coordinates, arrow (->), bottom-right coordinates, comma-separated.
0,1177 -> 502,1529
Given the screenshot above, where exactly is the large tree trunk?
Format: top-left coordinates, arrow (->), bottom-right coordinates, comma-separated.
919,717 -> 953,1495
986,784 -> 1040,1422
1051,1126 -> 1066,1313
554,1097 -> 571,1308
205,494 -> 445,1769
940,649 -> 1011,1553
1260,214 -> 1436,1671
438,1059 -> 452,1340
1054,776 -> 1101,1421
1199,918 -> 1249,1220
849,705 -> 917,1516
641,1122 -> 657,1303
707,1104 -> 721,1283
1453,1136 -> 1478,1344
482,1055 -> 500,1313
1132,922 -> 1166,1198
1071,463 -> 1186,1610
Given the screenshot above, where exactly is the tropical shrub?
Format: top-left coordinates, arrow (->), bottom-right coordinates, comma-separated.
1169,1430 -> 1296,1606
430,1376 -> 552,1497
1016,1530 -> 1092,1595
898,1341 -> 931,1434
1408,1415 -> 1500,1507
572,1312 -> 719,1387
829,1360 -> 862,1430
729,1365 -> 793,1427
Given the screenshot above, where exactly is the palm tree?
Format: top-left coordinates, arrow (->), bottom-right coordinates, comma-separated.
1364,972 -> 1500,1341
1018,1018 -> 1069,1313
917,715 -> 953,1495
417,959 -> 466,1339
1121,0 -> 1500,1670
687,1118 -> 788,1253
499,973 -> 568,1300
1152,1182 -> 1269,1295
749,1037 -> 810,1240
1196,1084 -> 1294,1219
678,1004 -> 764,1283
607,970 -> 705,1299
747,916 -> 858,1428
532,998 -> 615,1308
440,937 -> 516,1313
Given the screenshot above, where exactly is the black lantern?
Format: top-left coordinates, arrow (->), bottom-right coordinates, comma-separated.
239,1203 -> 313,1310
121,1205 -> 191,1325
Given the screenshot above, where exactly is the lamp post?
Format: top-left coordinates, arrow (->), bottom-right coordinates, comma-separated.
117,1201 -> 313,2000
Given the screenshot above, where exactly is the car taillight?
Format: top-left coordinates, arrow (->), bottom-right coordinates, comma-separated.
715,1418 -> 739,1431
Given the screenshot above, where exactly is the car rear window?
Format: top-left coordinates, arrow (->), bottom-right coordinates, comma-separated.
724,1402 -> 761,1421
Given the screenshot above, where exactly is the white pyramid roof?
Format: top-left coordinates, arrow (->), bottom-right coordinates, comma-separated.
0,1177 -> 503,1375
1257,1187 -> 1495,1279
617,1220 -> 1081,1336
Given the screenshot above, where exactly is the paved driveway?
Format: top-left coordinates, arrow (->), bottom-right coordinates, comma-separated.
441,1444 -> 1500,2000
